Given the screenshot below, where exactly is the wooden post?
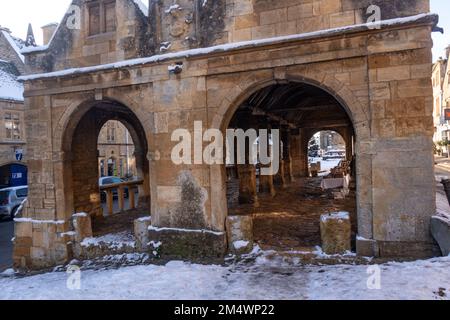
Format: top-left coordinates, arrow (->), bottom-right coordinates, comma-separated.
106,189 -> 114,215
118,186 -> 125,212
129,185 -> 136,210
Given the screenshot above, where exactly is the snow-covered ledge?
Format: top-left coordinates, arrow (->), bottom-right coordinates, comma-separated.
18,13 -> 438,82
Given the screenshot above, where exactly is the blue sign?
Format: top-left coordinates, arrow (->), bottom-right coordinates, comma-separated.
15,149 -> 23,161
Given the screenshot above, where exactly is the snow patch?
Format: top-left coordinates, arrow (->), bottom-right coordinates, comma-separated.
14,218 -> 65,225
165,4 -> 182,14
0,66 -> 23,101
72,212 -> 88,218
233,240 -> 250,250
81,231 -> 136,249
320,211 -> 350,222
148,225 -> 224,236
133,0 -> 148,17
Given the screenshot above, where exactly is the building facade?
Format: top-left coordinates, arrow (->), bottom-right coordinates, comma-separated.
98,120 -> 136,178
13,0 -> 440,269
434,48 -> 450,154
0,27 -> 28,188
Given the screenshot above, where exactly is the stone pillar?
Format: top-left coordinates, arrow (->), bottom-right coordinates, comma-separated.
258,127 -> 276,197
290,131 -> 303,178
320,212 -> 351,255
226,215 -> 254,255
282,127 -> 294,183
238,164 -> 258,205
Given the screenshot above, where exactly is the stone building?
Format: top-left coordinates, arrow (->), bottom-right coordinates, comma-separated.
432,47 -> 450,150
98,120 -> 136,178
319,131 -> 346,152
13,0 -> 441,269
0,27 -> 28,188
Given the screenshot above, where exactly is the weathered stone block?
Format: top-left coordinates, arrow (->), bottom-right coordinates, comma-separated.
356,237 -> 379,257
134,216 -> 152,251
320,212 -> 352,255
148,226 -> 226,263
72,213 -> 93,243
226,215 -> 254,254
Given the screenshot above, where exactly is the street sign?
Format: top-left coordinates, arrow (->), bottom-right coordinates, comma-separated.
15,149 -> 23,161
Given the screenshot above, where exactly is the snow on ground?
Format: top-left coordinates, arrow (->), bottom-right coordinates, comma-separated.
0,250 -> 449,300
309,158 -> 341,176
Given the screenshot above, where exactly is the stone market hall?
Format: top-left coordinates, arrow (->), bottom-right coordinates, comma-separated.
13,0 -> 441,269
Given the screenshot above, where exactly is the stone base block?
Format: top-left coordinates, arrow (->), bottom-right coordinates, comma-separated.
377,240 -> 441,259
73,213 -> 92,243
356,237 -> 379,257
148,226 -> 226,263
134,216 -> 152,251
226,215 -> 254,255
431,216 -> 450,256
320,212 -> 351,255
13,219 -> 71,271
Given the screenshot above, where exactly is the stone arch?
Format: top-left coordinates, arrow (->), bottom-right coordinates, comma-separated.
55,94 -> 152,220
209,71 -> 370,237
211,73 -> 369,138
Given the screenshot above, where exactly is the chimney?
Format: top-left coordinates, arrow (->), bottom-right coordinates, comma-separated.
41,23 -> 58,45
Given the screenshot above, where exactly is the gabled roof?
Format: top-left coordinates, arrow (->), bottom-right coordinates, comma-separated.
0,60 -> 24,102
0,28 -> 26,63
22,0 -> 149,55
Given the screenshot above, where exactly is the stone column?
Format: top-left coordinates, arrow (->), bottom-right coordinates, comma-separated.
282,127 -> 294,183
238,164 -> 258,205
258,126 -> 276,197
236,120 -> 259,206
290,130 -> 303,178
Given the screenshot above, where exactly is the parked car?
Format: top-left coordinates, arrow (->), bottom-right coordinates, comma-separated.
323,150 -> 345,161
99,176 -> 129,202
0,186 -> 28,219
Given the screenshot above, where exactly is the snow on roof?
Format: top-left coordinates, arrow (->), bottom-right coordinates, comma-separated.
1,29 -> 25,63
0,61 -> 24,102
19,13 -> 438,82
133,0 -> 148,17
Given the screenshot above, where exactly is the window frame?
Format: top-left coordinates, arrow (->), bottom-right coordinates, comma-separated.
4,112 -> 22,141
87,0 -> 117,37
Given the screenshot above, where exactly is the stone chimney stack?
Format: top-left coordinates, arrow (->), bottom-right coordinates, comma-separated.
41,23 -> 58,45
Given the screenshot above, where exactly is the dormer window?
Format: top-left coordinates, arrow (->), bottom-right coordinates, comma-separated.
88,0 -> 116,36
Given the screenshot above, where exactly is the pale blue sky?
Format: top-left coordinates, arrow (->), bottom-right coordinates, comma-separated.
0,0 -> 449,61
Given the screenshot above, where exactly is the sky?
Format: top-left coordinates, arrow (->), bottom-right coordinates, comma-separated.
0,0 -> 449,61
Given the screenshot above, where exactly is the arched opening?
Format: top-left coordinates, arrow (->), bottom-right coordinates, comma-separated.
225,81 -> 357,252
62,99 -> 150,236
308,130 -> 349,177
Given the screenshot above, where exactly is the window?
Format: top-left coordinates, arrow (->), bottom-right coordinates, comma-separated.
107,123 -> 116,142
89,1 -> 116,36
104,1 -> 116,33
16,188 -> 28,198
5,112 -> 21,140
89,4 -> 101,36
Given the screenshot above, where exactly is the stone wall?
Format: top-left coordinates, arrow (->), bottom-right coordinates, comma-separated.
23,0 -> 431,73
0,100 -> 26,168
